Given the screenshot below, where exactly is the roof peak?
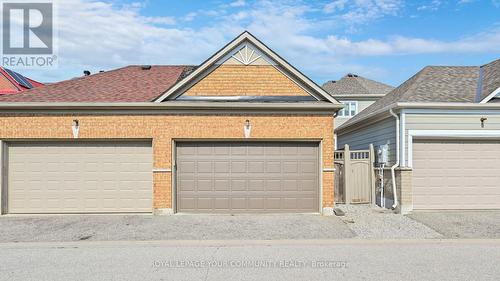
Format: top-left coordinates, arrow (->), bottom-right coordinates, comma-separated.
322,73 -> 394,96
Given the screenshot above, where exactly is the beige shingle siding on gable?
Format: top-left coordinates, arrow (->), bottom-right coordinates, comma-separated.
183,65 -> 311,96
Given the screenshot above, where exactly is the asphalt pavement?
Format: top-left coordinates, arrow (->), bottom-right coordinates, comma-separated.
1,239 -> 499,281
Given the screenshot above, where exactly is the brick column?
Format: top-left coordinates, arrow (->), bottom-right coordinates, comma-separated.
396,168 -> 413,214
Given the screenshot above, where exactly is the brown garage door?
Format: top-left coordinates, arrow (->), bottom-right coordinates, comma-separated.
176,142 -> 319,213
413,139 -> 500,210
7,141 -> 153,214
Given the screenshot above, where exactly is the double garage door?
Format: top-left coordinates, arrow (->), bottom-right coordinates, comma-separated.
4,141 -> 320,214
6,142 -> 153,214
176,142 -> 320,213
413,139 -> 500,210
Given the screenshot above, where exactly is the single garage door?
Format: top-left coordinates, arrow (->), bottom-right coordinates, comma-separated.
176,142 -> 319,213
413,139 -> 500,210
7,141 -> 152,214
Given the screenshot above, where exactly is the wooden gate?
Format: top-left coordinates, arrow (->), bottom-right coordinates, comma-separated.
334,144 -> 375,204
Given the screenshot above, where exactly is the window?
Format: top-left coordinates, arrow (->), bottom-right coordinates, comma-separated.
338,101 -> 358,117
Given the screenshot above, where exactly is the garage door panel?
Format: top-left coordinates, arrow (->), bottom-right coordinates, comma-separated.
247,146 -> 264,155
177,142 -> 319,213
7,141 -> 152,214
248,161 -> 265,173
413,139 -> 500,210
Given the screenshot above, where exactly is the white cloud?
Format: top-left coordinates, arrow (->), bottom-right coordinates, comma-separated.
144,16 -> 176,25
324,0 -> 348,13
24,0 -> 230,81
16,0 -> 500,84
325,30 -> 500,56
417,0 -> 442,11
182,12 -> 197,22
322,0 -> 403,31
230,0 -> 246,7
458,0 -> 476,4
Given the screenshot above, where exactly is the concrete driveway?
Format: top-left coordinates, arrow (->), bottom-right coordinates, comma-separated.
0,214 -> 355,243
408,211 -> 500,238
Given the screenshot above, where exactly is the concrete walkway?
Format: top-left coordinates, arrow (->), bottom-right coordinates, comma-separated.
336,205 -> 442,239
0,214 -> 355,242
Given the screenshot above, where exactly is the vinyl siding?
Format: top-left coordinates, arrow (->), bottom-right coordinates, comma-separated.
337,117 -> 397,164
404,113 -> 500,166
405,114 -> 500,130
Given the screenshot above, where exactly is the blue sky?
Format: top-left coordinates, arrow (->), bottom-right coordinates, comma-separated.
12,0 -> 500,87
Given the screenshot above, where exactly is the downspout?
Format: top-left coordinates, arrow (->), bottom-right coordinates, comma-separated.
333,111 -> 338,149
333,111 -> 338,209
389,108 -> 399,210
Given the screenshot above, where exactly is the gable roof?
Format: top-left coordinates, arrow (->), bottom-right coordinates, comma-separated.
154,31 -> 340,104
0,65 -> 190,102
337,59 -> 500,131
322,73 -> 394,96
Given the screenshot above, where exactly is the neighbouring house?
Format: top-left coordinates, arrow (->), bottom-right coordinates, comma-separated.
0,31 -> 342,216
0,67 -> 44,94
322,73 -> 394,150
336,59 -> 500,214
322,73 -> 394,127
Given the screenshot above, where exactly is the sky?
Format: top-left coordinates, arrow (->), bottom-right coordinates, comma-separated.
6,0 -> 500,87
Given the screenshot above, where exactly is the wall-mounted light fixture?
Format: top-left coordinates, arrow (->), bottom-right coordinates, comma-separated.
72,119 -> 80,138
480,117 -> 487,128
244,119 -> 252,138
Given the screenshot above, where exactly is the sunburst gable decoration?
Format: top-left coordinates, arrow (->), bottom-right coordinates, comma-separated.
231,44 -> 262,65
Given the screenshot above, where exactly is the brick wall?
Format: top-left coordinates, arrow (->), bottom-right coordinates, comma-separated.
184,65 -> 311,96
0,113 -> 335,211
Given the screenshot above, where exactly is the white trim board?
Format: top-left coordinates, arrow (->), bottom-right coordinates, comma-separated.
337,100 -> 358,118
406,130 -> 500,167
403,108 -> 500,115
480,86 -> 500,104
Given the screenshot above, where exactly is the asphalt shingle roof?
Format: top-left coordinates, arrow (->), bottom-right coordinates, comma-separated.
322,74 -> 394,96
480,59 -> 500,102
0,65 -> 191,102
339,59 -> 500,130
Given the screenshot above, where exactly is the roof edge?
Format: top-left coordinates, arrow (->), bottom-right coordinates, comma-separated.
335,102 -> 500,133
479,86 -> 500,104
0,101 -> 343,111
335,103 -> 399,133
331,94 -> 386,98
